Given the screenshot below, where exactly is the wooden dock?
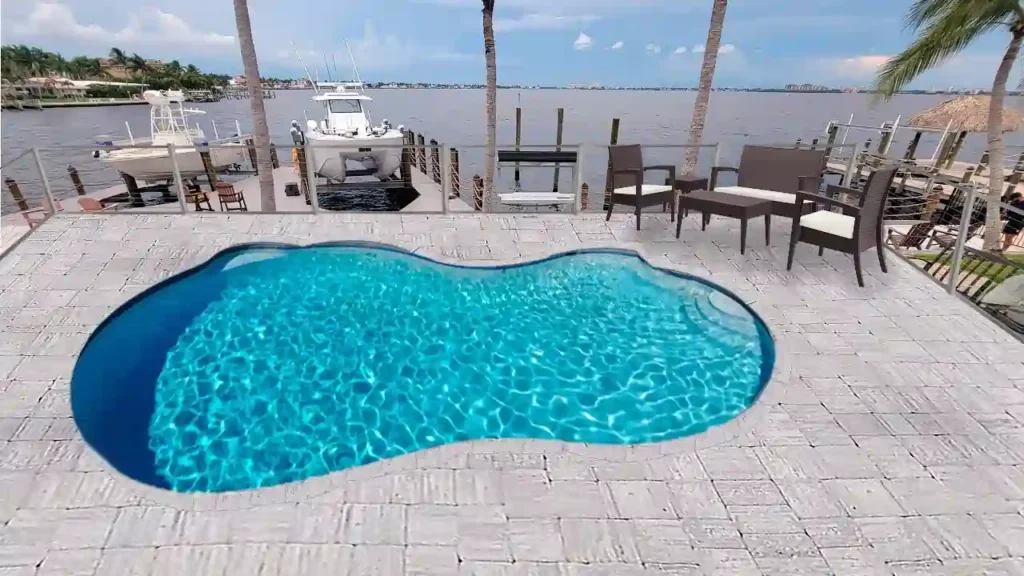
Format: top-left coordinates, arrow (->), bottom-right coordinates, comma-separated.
54,165 -> 472,214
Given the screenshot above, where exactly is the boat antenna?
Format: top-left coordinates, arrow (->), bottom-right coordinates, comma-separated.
323,53 -> 333,83
332,53 -> 341,81
291,42 -> 319,94
344,40 -> 365,95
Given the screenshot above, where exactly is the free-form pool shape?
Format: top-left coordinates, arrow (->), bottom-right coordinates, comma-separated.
72,244 -> 775,493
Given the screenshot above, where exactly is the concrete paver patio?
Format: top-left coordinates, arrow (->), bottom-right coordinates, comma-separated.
0,212 -> 1022,575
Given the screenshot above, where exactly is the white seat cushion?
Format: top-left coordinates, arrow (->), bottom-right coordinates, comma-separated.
715,185 -> 796,204
613,184 -> 672,195
799,210 -> 855,239
499,192 -> 574,205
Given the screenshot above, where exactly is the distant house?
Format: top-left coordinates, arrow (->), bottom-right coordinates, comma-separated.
11,77 -> 147,99
98,58 -> 163,80
229,75 -> 247,87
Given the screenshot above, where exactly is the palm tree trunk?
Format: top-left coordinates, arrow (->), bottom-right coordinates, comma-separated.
232,0 -> 276,212
983,28 -> 1023,250
482,1 -> 497,211
683,0 -> 728,176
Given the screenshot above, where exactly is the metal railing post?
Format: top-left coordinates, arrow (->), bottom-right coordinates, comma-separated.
305,142 -> 319,214
168,144 -> 188,213
440,144 -> 451,215
947,183 -> 976,295
31,147 -> 57,215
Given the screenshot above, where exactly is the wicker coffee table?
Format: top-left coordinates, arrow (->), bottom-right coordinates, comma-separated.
676,191 -> 772,254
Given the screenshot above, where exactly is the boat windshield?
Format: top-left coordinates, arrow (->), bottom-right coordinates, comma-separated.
328,99 -> 362,114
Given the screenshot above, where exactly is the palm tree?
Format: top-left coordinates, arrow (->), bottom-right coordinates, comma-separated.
683,0 -> 728,175
108,47 -> 128,66
874,0 -> 1024,251
232,0 -> 276,212
165,60 -> 183,79
482,0 -> 497,211
126,53 -> 150,75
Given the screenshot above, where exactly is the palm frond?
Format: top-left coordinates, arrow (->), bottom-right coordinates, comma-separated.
874,1 -> 1015,99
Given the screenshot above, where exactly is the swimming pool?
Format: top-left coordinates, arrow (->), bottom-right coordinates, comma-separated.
71,244 -> 775,493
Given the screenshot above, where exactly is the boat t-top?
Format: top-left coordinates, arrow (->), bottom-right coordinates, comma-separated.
93,90 -> 247,180
297,81 -> 405,182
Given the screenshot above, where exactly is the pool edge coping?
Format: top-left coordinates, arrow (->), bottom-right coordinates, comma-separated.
73,241 -> 791,510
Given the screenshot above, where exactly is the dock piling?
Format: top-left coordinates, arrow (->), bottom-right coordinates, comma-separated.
401,139 -> 413,189
4,177 -> 30,212
450,148 -> 460,197
903,131 -> 923,160
581,183 -> 589,210
603,118 -> 621,211
472,174 -> 484,211
416,134 -> 426,172
515,107 -> 522,189
946,132 -> 969,168
270,145 -> 280,169
430,139 -> 441,184
824,123 -> 839,158
553,107 -> 564,193
67,166 -> 86,196
245,137 -> 258,174
199,149 -> 218,189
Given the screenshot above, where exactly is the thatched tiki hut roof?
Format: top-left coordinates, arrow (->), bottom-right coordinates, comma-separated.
909,95 -> 1024,133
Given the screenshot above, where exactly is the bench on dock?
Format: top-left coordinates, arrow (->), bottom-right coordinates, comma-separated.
496,149 -> 577,208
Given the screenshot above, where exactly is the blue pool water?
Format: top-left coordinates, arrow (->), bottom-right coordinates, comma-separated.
71,245 -> 774,493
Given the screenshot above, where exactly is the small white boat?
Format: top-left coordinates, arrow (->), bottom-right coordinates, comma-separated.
93,90 -> 248,180
300,82 -> 404,182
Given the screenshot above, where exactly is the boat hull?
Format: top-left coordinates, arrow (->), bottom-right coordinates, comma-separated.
101,146 -> 248,181
307,132 -> 404,182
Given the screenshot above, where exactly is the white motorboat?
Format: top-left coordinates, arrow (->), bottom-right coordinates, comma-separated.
93,90 -> 248,180
300,82 -> 404,182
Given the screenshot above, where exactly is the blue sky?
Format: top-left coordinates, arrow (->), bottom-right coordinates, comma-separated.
2,0 -> 1019,88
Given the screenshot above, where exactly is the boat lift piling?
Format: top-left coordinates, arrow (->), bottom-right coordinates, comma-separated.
67,166 -> 86,196
552,107 -> 565,193
602,117 -> 621,211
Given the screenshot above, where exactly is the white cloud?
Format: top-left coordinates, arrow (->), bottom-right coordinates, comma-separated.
574,32 -> 593,51
494,13 -> 598,32
11,2 -> 234,48
610,40 -> 624,50
335,22 -> 477,71
832,54 -> 891,77
691,43 -> 736,55
673,46 -> 687,55
645,43 -> 661,55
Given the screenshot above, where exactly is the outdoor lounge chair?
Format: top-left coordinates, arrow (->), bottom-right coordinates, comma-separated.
787,165 -> 898,287
605,144 -> 676,230
710,145 -> 827,218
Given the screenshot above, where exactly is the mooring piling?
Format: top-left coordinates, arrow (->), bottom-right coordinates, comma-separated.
603,118 -> 621,211
416,134 -> 426,172
4,177 -> 30,212
515,107 -> 523,189
472,174 -> 483,211
67,166 -> 86,196
552,107 -> 565,193
450,148 -> 460,197
430,139 -> 440,184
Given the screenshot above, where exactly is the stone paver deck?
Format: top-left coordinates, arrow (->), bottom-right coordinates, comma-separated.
0,212 -> 1022,576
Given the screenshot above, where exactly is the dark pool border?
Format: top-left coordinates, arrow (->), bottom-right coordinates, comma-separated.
72,240 -> 789,507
